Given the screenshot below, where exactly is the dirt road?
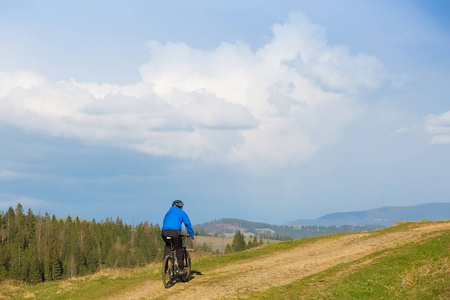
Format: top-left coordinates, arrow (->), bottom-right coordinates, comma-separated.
109,222 -> 450,300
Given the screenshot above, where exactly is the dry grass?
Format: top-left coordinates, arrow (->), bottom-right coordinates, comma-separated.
0,280 -> 25,299
23,292 -> 35,299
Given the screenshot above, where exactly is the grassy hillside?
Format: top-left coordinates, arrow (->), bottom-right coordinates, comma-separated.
1,221 -> 449,299
248,225 -> 450,299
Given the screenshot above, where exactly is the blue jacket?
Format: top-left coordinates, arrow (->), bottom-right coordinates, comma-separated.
162,206 -> 195,237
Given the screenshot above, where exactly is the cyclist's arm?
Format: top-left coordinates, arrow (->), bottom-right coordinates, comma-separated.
182,212 -> 195,237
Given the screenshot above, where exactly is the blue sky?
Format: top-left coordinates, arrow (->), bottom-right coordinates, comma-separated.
1,0 -> 449,225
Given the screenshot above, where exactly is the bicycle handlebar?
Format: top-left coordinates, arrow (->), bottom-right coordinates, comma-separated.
180,234 -> 196,239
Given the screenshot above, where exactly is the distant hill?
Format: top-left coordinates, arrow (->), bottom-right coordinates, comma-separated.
193,218 -> 378,240
287,203 -> 450,227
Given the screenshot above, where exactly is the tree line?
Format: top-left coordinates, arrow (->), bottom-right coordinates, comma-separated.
0,204 -> 164,284
194,218 -> 379,240
224,231 -> 264,254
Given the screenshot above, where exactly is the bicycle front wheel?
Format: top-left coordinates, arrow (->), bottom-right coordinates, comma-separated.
162,255 -> 174,288
180,249 -> 191,282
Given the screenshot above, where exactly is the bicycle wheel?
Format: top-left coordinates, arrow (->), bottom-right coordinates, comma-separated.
180,249 -> 191,282
162,255 -> 174,288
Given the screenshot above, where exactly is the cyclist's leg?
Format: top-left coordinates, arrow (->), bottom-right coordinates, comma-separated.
174,234 -> 184,270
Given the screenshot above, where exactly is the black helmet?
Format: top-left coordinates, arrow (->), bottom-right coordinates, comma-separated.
172,199 -> 184,209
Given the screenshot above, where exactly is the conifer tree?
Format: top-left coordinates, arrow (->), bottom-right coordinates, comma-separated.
84,229 -> 99,273
28,250 -> 42,284
6,207 -> 16,244
224,243 -> 233,254
231,231 -> 246,252
252,235 -> 258,248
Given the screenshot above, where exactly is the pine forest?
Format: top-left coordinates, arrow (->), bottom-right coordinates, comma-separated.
0,204 -> 164,284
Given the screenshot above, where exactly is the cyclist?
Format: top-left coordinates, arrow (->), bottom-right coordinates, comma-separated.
161,200 -> 195,275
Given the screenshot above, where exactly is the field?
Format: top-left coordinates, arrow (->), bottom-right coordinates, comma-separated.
1,220 -> 449,299
194,235 -> 279,253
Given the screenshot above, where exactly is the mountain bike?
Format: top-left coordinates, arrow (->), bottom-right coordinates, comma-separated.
162,234 -> 191,288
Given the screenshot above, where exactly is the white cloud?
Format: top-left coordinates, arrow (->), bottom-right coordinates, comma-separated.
426,111 -> 450,144
0,70 -> 45,98
0,12 -> 384,170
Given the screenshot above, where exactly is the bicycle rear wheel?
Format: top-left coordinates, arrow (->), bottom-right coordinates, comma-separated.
180,249 -> 191,282
162,255 -> 174,288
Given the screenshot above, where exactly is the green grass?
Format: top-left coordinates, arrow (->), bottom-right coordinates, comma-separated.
246,228 -> 450,300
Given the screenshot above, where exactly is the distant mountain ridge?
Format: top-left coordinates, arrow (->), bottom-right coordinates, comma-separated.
287,203 -> 450,227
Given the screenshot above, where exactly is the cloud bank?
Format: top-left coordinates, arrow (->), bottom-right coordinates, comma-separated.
0,12 -> 384,170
